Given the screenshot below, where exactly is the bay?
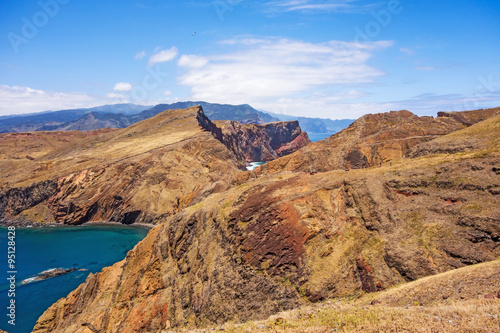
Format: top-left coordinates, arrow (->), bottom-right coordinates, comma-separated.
0,225 -> 149,333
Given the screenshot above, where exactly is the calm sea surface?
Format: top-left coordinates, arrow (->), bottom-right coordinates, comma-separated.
307,133 -> 334,142
0,225 -> 149,333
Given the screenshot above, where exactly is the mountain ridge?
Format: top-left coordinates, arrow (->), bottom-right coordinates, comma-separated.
0,106 -> 309,227
0,102 -> 356,135
254,107 -> 500,175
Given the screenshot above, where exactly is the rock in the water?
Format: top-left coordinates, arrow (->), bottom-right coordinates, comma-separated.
22,268 -> 77,284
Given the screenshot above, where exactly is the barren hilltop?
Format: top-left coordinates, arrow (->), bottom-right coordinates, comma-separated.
0,106 -> 499,332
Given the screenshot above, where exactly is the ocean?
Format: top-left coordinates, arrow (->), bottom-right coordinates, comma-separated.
0,225 -> 149,333
307,133 -> 334,142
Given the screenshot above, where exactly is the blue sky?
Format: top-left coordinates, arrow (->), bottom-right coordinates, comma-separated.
0,0 -> 499,119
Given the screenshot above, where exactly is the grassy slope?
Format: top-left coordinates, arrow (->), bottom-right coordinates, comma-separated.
0,107 -> 207,189
187,259 -> 500,333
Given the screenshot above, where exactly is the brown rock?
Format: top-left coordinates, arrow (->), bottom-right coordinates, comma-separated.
215,120 -> 310,162
356,257 -> 377,292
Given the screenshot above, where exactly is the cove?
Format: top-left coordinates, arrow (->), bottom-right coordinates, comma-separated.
0,224 -> 149,333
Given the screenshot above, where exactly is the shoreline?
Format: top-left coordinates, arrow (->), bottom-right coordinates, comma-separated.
0,218 -> 156,230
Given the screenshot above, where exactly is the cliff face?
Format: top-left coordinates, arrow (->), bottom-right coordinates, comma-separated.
258,108 -> 500,173
0,106 -> 307,226
215,120 -> 310,162
33,127 -> 500,331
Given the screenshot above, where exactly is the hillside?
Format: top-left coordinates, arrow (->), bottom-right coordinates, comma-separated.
257,107 -> 500,174
31,108 -> 499,332
0,106 -> 308,226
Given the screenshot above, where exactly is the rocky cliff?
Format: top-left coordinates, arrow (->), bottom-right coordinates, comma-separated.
0,106 -> 306,226
257,108 -> 500,174
33,111 -> 500,332
215,120 -> 310,162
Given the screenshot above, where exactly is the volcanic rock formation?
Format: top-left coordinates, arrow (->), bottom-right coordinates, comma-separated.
215,120 -> 310,162
32,110 -> 500,332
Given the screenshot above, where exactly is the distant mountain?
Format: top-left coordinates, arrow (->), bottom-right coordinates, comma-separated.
263,111 -> 355,134
0,104 -> 150,133
0,101 -> 354,134
129,102 -> 279,125
41,112 -> 134,131
0,102 -> 278,133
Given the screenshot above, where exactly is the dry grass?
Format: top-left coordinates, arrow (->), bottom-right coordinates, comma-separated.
0,107 -> 204,187
180,299 -> 499,333
177,259 -> 500,333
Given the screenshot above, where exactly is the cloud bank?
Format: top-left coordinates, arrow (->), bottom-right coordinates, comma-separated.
178,37 -> 393,117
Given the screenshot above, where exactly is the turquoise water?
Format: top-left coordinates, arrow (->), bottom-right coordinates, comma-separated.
0,225 -> 149,333
308,133 -> 334,142
246,161 -> 266,171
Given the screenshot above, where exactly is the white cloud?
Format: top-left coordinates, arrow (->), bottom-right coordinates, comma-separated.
0,85 -> 103,116
393,91 -> 500,115
178,37 -> 393,118
113,82 -> 133,91
148,47 -> 178,66
265,0 -> 372,13
178,55 -> 209,68
415,66 -> 436,71
163,90 -> 173,96
399,47 -> 414,56
135,50 -> 146,60
106,93 -> 126,99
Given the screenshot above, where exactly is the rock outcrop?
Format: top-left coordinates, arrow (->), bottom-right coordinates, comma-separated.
437,107 -> 500,126
0,106 -> 307,226
33,114 -> 500,332
22,268 -> 77,284
215,120 -> 310,162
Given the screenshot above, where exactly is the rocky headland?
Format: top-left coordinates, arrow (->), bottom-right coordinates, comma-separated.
0,106 -> 308,227
10,106 -> 496,332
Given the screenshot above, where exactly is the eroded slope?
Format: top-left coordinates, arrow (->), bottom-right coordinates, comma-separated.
33,116 -> 499,332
